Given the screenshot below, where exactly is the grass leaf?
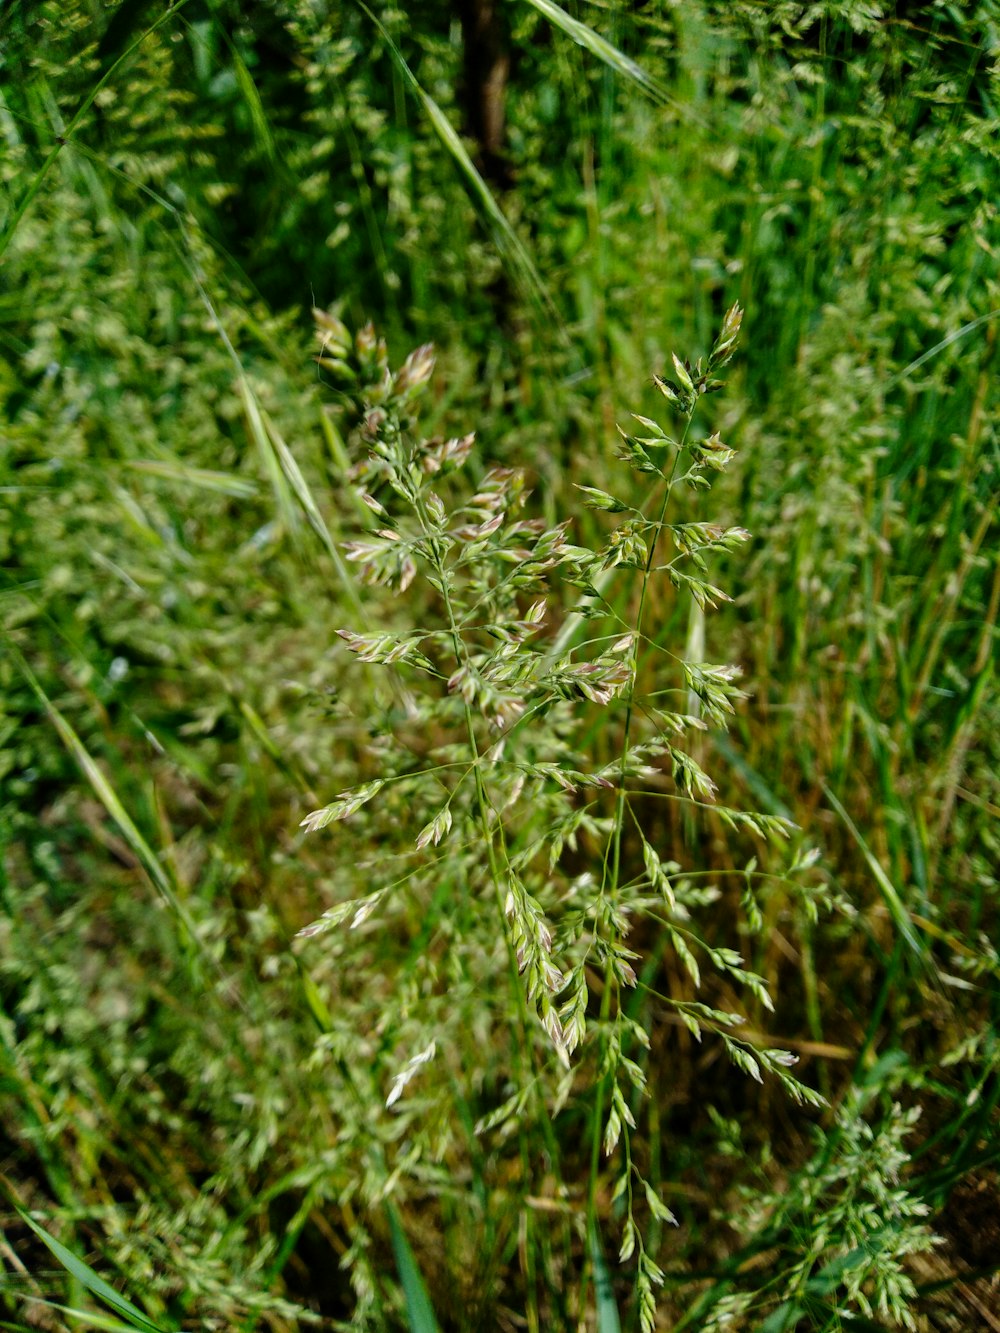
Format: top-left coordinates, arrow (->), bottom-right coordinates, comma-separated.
589,1222 -> 622,1333
4,638 -> 201,952
823,784 -> 926,961
522,0 -> 692,119
14,1209 -> 165,1333
356,3 -> 557,323
386,1201 -> 441,1333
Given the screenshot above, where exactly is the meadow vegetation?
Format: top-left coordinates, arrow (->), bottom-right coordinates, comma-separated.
1,2 -> 998,1329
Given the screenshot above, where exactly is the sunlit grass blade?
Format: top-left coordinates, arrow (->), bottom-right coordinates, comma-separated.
238,374 -> 301,543
262,409 -> 330,550
127,459 -> 257,499
176,245 -> 367,617
4,637 -> 201,954
523,0 -> 691,119
386,1201 -> 441,1333
14,1208 -> 165,1333
14,1298 -> 157,1332
294,956 -> 335,1035
683,600 -> 705,717
258,407 -> 367,620
356,3 -> 558,324
878,306 -> 1000,395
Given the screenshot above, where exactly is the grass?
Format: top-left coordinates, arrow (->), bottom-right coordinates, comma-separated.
1,1 -> 998,1329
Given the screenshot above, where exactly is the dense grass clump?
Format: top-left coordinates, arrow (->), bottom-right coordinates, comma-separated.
1,2 -> 997,1330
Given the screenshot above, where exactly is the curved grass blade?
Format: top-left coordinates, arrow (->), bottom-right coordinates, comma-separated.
127,459 -> 258,499
178,241 -> 369,622
878,306 -> 1000,396
14,1209 -> 165,1333
229,44 -> 279,168
237,374 -> 301,545
822,784 -> 925,961
256,407 -> 367,621
356,3 -> 558,325
15,1297 -> 156,1332
3,640 -> 200,949
522,0 -> 695,121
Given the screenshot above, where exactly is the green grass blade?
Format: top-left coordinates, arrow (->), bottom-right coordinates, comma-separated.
823,784 -> 925,961
295,957 -> 335,1035
261,410 -> 333,554
710,732 -> 794,820
126,459 -> 258,499
356,3 -> 557,323
14,1209 -> 166,1333
522,0 -> 683,114
4,637 -> 202,954
588,1222 -> 622,1333
95,0 -> 160,71
176,237 -> 365,620
878,306 -> 1000,396
238,374 -> 301,542
386,1200 -> 441,1333
758,1301 -> 806,1332
258,409 -> 367,621
17,1297 -> 156,1332
230,45 -> 279,167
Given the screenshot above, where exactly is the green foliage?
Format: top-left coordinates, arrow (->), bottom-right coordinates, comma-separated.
1,1 -> 997,1330
684,1070 -> 967,1332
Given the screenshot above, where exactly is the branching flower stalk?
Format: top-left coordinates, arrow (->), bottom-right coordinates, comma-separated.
299,306 -> 825,1330
415,479 -> 546,1096
582,305 -> 757,1318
